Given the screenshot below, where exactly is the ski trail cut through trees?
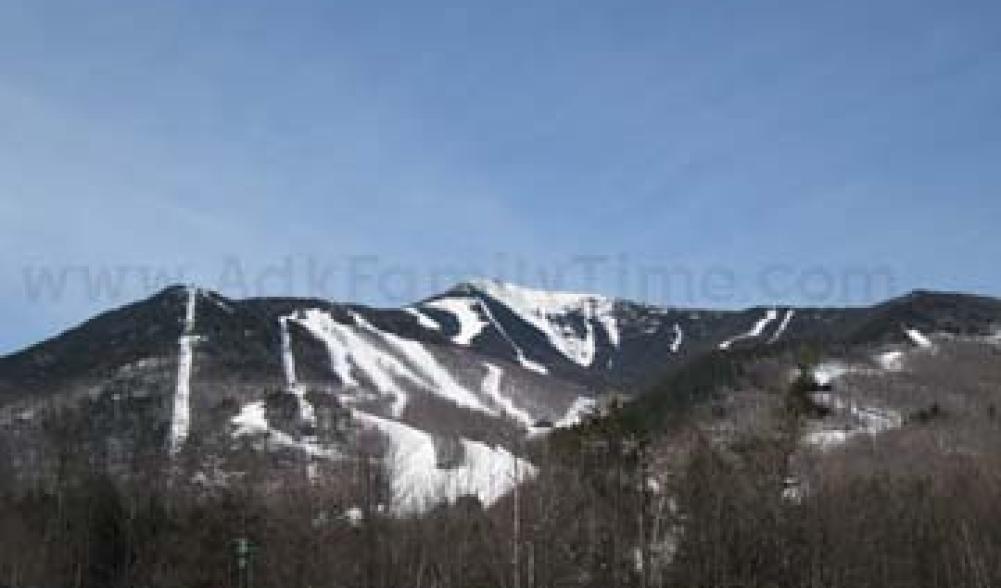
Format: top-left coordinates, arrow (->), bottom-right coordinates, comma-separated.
170,286 -> 198,454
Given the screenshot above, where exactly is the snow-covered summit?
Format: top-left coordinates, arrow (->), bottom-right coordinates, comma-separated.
441,278 -> 620,367
460,278 -> 619,314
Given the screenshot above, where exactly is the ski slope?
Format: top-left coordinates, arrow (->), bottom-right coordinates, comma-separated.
481,364 -> 536,429
169,286 -> 198,454
404,307 -> 441,331
279,316 -> 315,426
466,279 -> 619,368
422,297 -> 488,345
769,309 -> 795,343
292,309 -> 496,418
352,410 -> 535,513
719,309 -> 779,350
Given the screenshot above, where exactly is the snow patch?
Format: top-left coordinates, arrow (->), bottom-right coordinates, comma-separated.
279,317 -> 315,426
670,323 -> 683,353
517,355 -> 550,375
231,401 -> 337,459
466,279 -> 618,368
351,312 -> 496,416
804,393 -> 902,450
404,307 -> 441,331
718,309 -> 779,350
353,410 -> 534,514
231,400 -> 268,435
422,297 -> 487,345
769,309 -> 795,343
905,328 -> 933,348
280,317 -> 298,387
803,428 -> 855,449
170,286 -> 198,454
293,309 -> 496,418
343,507 -> 364,527
598,313 -> 620,348
293,309 -> 408,416
876,350 -> 906,371
555,396 -> 597,428
481,364 -> 536,429
812,362 -> 851,386
475,295 -> 549,375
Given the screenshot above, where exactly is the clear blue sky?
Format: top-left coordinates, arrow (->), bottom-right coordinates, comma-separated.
1,0 -> 1000,353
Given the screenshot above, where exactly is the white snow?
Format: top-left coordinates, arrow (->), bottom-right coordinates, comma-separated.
803,428 -> 856,449
293,309 -> 407,416
802,355 -> 907,450
279,316 -> 315,426
343,507 -> 364,527
280,317 -> 299,387
804,392 -> 902,450
670,323 -> 683,353
474,295 -> 549,375
294,310 -> 360,385
403,307 -> 441,331
812,362 -> 851,386
853,404 -> 902,434
183,286 -> 197,325
876,350 -> 906,371
481,364 -> 536,429
422,297 -> 488,345
232,400 -> 269,434
293,309 -> 496,418
353,410 -> 535,514
865,329 -> 932,375
578,320 -> 597,366
598,313 -> 620,347
804,408 -> 901,449
718,309 -> 779,350
350,312 -> 497,416
905,328 -> 933,348
465,279 -> 618,368
554,396 -> 597,428
516,354 -> 550,375
231,401 -> 337,459
170,286 -> 198,454
769,309 -> 795,343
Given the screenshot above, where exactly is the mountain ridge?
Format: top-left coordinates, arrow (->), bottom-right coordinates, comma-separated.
2,280 -> 1000,512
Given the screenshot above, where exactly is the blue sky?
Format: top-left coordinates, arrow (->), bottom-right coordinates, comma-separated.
1,0 -> 1000,353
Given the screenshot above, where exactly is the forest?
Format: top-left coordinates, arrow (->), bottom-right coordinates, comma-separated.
3,351 -> 1001,588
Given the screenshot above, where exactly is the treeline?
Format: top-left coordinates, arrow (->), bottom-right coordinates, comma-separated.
0,409 -> 659,588
3,384 -> 1001,587
670,434 -> 1001,588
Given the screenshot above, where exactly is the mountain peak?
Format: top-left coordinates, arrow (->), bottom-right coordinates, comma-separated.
455,278 -> 616,310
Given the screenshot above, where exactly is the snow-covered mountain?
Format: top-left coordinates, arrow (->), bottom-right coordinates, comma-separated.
1,281 -> 1000,512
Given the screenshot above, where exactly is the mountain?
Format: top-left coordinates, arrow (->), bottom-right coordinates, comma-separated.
1,281 -> 1000,512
